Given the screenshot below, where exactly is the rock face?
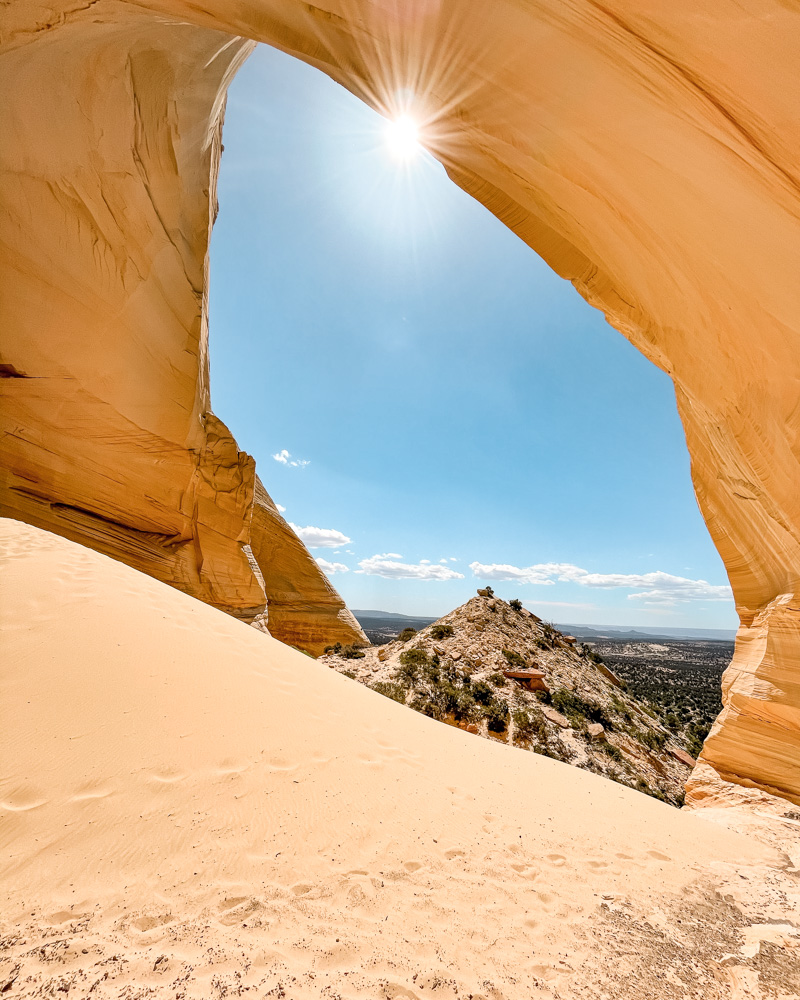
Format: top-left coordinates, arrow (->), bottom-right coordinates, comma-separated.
249,478 -> 366,655
0,8 -> 366,653
1,2 -> 799,801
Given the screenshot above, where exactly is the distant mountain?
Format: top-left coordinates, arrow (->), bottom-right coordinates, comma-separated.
559,623 -> 736,642
352,609 -> 439,622
352,611 -> 736,643
352,610 -> 438,645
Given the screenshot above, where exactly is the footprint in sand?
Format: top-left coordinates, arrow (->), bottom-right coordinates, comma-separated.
384,985 -> 421,1000
1,787 -> 47,812
647,850 -> 672,862
129,914 -> 173,933
403,861 -> 424,872
444,849 -> 466,860
291,884 -> 313,896
545,853 -> 567,867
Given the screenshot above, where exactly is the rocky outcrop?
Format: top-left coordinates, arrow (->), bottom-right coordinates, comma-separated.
322,594 -> 694,805
249,478 -> 367,655
1,2 -> 799,801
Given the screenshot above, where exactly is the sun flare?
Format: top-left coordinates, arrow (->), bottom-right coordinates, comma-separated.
385,114 -> 421,159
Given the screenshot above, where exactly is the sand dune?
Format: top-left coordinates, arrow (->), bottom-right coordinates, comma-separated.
1,519 -> 798,998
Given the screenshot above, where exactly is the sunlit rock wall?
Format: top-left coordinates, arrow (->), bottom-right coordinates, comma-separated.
0,8 -> 365,650
1,1 -> 798,801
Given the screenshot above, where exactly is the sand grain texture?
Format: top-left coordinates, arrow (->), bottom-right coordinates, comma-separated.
2,520 -> 799,998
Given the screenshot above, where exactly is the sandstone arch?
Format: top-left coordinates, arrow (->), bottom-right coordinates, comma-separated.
1,1 -> 799,803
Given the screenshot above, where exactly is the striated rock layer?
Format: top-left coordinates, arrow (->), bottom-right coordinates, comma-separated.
0,9 -> 365,653
1,2 -> 799,800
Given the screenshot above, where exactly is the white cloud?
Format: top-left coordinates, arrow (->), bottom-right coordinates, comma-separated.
470,561 -> 732,606
272,449 -> 310,468
315,557 -> 349,575
276,503 -> 286,513
289,523 -> 352,549
357,554 -> 465,581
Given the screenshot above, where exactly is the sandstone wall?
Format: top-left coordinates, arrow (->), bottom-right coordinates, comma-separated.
1,1 -> 798,801
0,7 -> 366,650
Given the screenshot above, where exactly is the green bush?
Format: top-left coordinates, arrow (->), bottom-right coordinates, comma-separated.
471,681 -> 495,706
397,627 -> 418,642
637,728 -> 667,752
430,623 -> 454,641
396,647 -> 430,684
484,699 -> 509,733
342,644 -> 366,659
502,649 -> 527,669
488,671 -> 507,687
371,681 -> 408,704
512,708 -> 547,744
324,642 -> 343,654
599,741 -> 623,762
509,598 -> 523,612
551,688 -> 612,728
409,694 -> 440,720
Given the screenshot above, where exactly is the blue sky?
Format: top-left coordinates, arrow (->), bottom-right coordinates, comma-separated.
208,44 -> 737,629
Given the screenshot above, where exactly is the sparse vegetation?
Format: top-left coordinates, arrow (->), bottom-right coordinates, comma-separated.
637,728 -> 668,752
371,681 -> 408,704
512,707 -> 547,744
328,600 -> 710,809
430,623 -> 454,641
551,687 -> 612,729
599,741 -> 623,762
586,636 -> 727,757
342,644 -> 366,659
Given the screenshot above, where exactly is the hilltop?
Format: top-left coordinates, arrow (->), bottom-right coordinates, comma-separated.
323,592 -> 697,806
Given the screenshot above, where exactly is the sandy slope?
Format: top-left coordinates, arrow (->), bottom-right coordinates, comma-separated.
1,519 -> 798,999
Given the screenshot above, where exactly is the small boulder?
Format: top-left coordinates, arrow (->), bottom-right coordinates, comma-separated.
542,706 -> 570,729
587,723 -> 606,740
668,746 -> 697,768
377,647 -> 388,662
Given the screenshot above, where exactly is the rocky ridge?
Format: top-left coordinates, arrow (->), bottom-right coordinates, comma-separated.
321,593 -> 696,806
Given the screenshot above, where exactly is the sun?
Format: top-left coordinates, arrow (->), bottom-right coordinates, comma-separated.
385,114 -> 421,160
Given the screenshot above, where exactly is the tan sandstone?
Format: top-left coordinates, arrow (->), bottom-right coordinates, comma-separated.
1,1 -> 799,803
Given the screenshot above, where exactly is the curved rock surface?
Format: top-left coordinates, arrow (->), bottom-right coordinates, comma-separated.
1,2 -> 799,800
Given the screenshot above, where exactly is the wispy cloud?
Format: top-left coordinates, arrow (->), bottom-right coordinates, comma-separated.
272,449 -> 310,468
357,554 -> 465,581
290,523 -> 352,549
469,561 -> 732,606
315,557 -> 349,575
276,503 -> 286,513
